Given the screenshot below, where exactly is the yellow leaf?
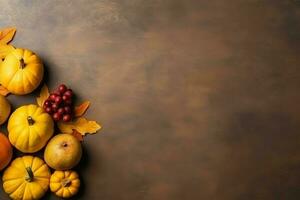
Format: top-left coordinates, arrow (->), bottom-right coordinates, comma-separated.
0,85 -> 10,96
36,84 -> 50,107
58,117 -> 102,136
0,45 -> 15,59
74,101 -> 90,117
0,27 -> 16,45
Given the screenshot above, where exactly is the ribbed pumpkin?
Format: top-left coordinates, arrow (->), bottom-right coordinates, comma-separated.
50,170 -> 80,198
0,48 -> 44,95
2,156 -> 51,200
0,95 -> 11,125
8,104 -> 54,153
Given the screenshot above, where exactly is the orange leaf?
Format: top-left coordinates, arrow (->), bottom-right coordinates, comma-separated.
74,101 -> 90,117
0,85 -> 10,96
71,129 -> 84,141
0,27 -> 16,45
58,117 -> 102,136
0,45 -> 15,59
36,84 -> 50,107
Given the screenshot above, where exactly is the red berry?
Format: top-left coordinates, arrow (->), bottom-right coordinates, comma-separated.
65,99 -> 72,105
55,96 -> 62,104
53,113 -> 62,121
52,103 -> 59,111
63,114 -> 71,122
44,100 -> 51,106
52,108 -> 58,113
62,95 -> 69,101
57,108 -> 64,115
45,107 -> 52,113
53,89 -> 60,96
59,84 -> 67,94
64,89 -> 73,98
50,94 -> 56,102
64,106 -> 72,114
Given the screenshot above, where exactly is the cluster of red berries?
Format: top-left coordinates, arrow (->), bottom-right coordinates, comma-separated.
43,84 -> 74,122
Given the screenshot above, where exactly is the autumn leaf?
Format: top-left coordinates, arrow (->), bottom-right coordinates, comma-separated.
36,84 -> 50,107
58,117 -> 101,136
74,101 -> 90,117
0,45 -> 15,59
0,27 -> 16,45
0,85 -> 10,96
71,129 -> 84,141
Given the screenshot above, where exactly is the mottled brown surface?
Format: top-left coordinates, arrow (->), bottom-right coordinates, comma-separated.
0,0 -> 300,199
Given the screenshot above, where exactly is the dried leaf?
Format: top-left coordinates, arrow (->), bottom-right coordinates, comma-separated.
0,45 -> 15,59
75,118 -> 101,135
0,27 -> 16,45
36,84 -> 50,107
0,85 -> 10,96
58,117 -> 102,136
74,101 -> 90,117
71,129 -> 84,141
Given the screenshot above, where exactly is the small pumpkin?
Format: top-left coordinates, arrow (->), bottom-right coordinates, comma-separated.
8,104 -> 54,153
50,170 -> 80,198
0,133 -> 12,170
0,95 -> 11,125
3,156 -> 51,200
0,48 -> 44,95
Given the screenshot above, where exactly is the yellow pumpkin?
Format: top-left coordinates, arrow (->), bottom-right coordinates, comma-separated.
3,156 -> 51,200
0,95 -> 11,125
0,48 -> 44,95
8,104 -> 54,153
50,170 -> 80,198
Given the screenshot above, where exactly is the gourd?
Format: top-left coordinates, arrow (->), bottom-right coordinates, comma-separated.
8,104 -> 54,153
50,170 -> 80,198
0,95 -> 11,125
2,156 -> 51,200
0,48 -> 44,95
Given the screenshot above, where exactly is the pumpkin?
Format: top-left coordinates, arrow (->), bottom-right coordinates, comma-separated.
2,156 -> 51,200
0,95 -> 11,125
0,133 -> 12,170
0,48 -> 44,95
8,104 -> 54,153
50,170 -> 80,198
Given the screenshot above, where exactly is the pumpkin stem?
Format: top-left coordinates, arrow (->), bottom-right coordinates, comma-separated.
27,116 -> 35,125
25,167 -> 34,182
19,58 -> 26,69
61,179 -> 72,187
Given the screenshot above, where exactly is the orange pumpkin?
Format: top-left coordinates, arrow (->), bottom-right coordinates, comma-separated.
0,133 -> 12,170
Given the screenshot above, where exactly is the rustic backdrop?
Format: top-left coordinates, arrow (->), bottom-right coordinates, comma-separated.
1,0 -> 300,199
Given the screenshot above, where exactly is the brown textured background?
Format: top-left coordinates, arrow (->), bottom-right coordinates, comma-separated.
1,0 -> 300,199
